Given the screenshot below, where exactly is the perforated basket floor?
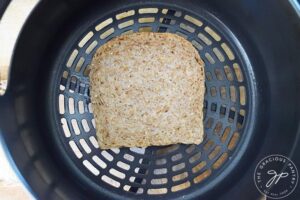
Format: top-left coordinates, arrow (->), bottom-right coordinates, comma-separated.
51,4 -> 252,199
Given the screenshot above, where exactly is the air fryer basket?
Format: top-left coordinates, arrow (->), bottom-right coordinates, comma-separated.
0,0 -> 300,200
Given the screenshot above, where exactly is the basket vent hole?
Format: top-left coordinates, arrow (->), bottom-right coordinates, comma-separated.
78,31 -> 94,48
191,40 -> 203,51
228,107 -> 236,123
121,29 -> 134,35
81,119 -> 90,132
162,9 -> 181,17
224,65 -> 234,81
59,94 -> 65,114
91,119 -> 96,128
151,178 -> 168,185
214,68 -> 223,80
175,31 -> 188,39
172,163 -> 185,172
147,188 -> 168,195
60,82 -> 66,91
206,72 -> 212,81
157,26 -> 168,32
95,18 -> 113,31
205,118 -> 214,129
211,103 -> 217,112
111,148 -> 120,154
172,172 -> 188,182
221,43 -> 235,61
171,181 -> 191,192
239,86 -> 246,105
118,20 -> 134,29
192,161 -> 206,173
154,168 -> 167,175
117,161 -> 130,170
61,118 -> 71,137
69,141 -> 83,158
139,26 -> 152,32
135,168 -> 148,175
159,18 -> 176,25
71,119 -> 80,135
92,155 -> 107,169
69,76 -> 77,93
180,23 -> 195,33
230,86 -> 236,102
204,140 -> 214,151
210,86 -> 217,97
139,17 -> 155,23
109,168 -> 126,179
130,147 -> 145,154
212,153 -> 228,170
83,65 -> 91,77
139,158 -> 150,165
78,83 -> 85,95
89,136 -> 99,148
198,33 -> 212,45
135,188 -> 144,194
124,153 -> 134,162
101,175 -> 120,188
205,53 -> 215,64
228,132 -> 240,150
79,139 -> 91,154
220,86 -> 227,99
100,28 -> 115,39
139,8 -> 158,14
233,63 -> 243,82
101,151 -> 114,161
184,15 -> 203,27
171,153 -> 183,162
208,146 -> 221,160
75,57 -> 85,72
189,152 -> 201,163
123,185 -> 143,194
129,176 -> 146,184
88,103 -> 93,113
237,110 -> 245,129
156,144 -> 179,156
78,101 -> 84,114
205,26 -> 221,41
68,98 -> 75,114
193,169 -> 212,184
86,40 -> 98,54
214,122 -> 223,135
155,158 -> 167,165
185,144 -> 196,154
83,160 -> 100,176
213,48 -> 225,62
66,49 -> 78,68
204,100 -> 208,110
219,105 -> 227,117
116,10 -> 135,20
62,70 -> 68,79
221,127 -> 231,143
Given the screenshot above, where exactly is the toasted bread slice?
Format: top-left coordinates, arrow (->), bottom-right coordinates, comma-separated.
89,32 -> 205,149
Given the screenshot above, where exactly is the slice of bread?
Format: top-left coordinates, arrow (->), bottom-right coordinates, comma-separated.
89,32 -> 205,149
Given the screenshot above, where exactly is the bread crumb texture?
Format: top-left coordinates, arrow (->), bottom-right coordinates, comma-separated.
90,32 -> 205,149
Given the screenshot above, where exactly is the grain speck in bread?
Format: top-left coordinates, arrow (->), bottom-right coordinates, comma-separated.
89,32 -> 205,149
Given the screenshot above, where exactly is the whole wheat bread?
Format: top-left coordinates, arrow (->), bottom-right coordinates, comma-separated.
89,32 -> 205,149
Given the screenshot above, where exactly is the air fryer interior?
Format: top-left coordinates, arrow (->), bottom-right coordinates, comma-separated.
0,0 -> 300,200
48,2 -> 255,199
